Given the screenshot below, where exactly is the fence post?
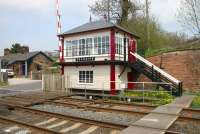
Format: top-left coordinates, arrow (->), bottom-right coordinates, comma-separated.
84,84 -> 87,98
42,74 -> 44,91
142,82 -> 145,104
102,82 -> 104,100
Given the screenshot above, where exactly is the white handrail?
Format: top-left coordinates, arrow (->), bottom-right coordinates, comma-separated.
130,52 -> 180,85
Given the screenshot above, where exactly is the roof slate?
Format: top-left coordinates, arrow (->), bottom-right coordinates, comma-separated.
0,51 -> 41,65
60,20 -> 139,38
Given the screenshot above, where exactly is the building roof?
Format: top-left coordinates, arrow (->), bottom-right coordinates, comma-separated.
59,20 -> 140,39
0,51 -> 53,65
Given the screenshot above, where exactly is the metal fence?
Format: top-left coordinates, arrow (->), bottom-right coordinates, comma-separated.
69,81 -> 174,105
41,73 -> 174,105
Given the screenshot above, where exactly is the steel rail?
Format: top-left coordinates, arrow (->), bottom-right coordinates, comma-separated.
49,97 -> 200,122
0,115 -> 61,134
55,97 -> 156,109
1,103 -> 127,130
45,101 -> 149,116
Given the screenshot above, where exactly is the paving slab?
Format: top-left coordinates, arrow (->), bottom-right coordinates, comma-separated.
170,95 -> 194,108
151,105 -> 182,115
132,113 -> 178,130
120,126 -> 164,134
120,96 -> 195,134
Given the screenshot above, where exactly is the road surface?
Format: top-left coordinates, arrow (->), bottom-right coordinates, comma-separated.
0,78 -> 42,97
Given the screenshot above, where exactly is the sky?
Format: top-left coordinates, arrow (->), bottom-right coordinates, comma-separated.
0,0 -> 184,56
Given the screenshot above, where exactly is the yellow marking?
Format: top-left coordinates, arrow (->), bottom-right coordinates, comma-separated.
15,130 -> 30,134
35,118 -> 57,126
79,126 -> 99,134
60,123 -> 82,133
110,130 -> 121,134
46,120 -> 68,129
4,126 -> 19,132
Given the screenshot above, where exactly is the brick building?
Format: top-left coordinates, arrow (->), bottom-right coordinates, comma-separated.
0,51 -> 53,77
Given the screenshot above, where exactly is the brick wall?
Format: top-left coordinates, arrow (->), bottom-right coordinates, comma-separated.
29,53 -> 53,74
138,50 -> 200,91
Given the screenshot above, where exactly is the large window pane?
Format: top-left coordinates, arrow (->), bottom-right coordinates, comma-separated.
106,36 -> 110,54
98,37 -> 102,54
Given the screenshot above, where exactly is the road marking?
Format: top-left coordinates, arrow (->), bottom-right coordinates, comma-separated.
110,130 -> 121,134
15,130 -> 30,134
46,120 -> 68,129
4,126 -> 19,132
35,118 -> 57,126
78,126 -> 99,134
60,123 -> 82,133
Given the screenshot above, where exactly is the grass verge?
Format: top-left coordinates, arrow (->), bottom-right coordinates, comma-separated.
0,82 -> 8,88
122,90 -> 174,106
186,91 -> 200,109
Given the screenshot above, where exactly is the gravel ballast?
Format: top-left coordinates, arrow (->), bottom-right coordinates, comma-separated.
31,104 -> 144,126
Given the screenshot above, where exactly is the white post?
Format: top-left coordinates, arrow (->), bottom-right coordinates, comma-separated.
42,74 -> 44,91
142,82 -> 145,103
25,61 -> 28,78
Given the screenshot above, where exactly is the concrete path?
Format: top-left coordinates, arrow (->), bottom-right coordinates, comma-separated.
121,95 -> 194,134
8,78 -> 41,86
0,78 -> 42,97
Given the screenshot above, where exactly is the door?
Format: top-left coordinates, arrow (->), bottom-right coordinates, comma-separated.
22,64 -> 25,75
127,72 -> 135,89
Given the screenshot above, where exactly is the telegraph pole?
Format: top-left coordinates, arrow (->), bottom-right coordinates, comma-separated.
145,0 -> 150,48
107,0 -> 110,21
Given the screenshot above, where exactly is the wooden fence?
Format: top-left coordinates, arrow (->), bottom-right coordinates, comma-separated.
42,74 -> 67,92
31,71 -> 42,80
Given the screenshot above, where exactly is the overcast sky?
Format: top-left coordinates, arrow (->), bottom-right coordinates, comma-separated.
0,0 -> 184,55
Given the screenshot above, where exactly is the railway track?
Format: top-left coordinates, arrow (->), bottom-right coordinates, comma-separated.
1,94 -> 200,134
0,104 -> 125,134
47,97 -> 200,119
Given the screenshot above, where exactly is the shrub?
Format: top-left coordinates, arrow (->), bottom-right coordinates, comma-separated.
123,90 -> 174,105
0,82 -> 8,87
189,92 -> 200,109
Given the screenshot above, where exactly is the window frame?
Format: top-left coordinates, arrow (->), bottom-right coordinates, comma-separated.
79,71 -> 93,84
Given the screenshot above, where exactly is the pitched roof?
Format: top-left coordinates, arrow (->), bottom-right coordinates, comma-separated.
59,20 -> 140,38
0,51 -> 52,65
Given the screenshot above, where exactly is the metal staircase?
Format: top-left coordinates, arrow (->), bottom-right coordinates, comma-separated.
129,52 -> 183,96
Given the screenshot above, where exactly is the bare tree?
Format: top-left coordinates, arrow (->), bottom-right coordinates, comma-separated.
89,0 -> 141,23
178,0 -> 200,36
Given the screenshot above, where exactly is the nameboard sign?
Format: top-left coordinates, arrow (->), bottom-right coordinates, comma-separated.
75,57 -> 95,62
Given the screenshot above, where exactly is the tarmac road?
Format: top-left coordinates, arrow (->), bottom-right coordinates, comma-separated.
0,78 -> 42,96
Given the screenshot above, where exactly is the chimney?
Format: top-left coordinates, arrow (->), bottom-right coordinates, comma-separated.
21,46 -> 29,54
4,48 -> 10,56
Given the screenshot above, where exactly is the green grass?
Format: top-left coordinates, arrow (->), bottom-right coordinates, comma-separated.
0,82 -> 8,87
122,90 -> 174,105
185,91 -> 200,109
144,41 -> 200,57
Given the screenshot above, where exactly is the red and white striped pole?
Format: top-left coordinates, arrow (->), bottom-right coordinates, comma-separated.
56,0 -> 64,74
56,0 -> 62,60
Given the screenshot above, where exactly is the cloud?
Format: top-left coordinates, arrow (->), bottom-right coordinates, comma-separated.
0,0 -> 53,11
139,0 -> 182,32
150,0 -> 181,22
